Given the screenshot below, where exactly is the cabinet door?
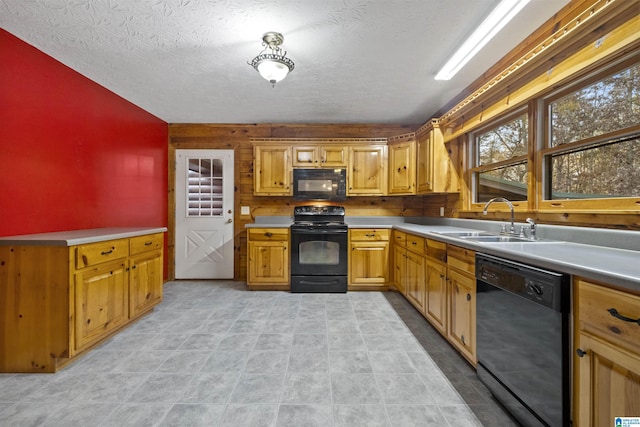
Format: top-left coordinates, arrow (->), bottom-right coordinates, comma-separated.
393,246 -> 406,295
405,249 -> 426,314
348,145 -> 387,195
248,241 -> 289,284
254,145 -> 292,195
447,268 -> 476,363
388,141 -> 416,195
416,130 -> 433,193
349,241 -> 389,287
425,258 -> 447,335
75,259 -> 128,350
129,250 -> 163,319
576,332 -> 640,426
292,146 -> 318,167
321,146 -> 347,167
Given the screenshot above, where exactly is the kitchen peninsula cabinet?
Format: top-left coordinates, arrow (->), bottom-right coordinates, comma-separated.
388,135 -> 416,195
0,228 -> 165,373
574,278 -> 640,426
247,228 -> 289,290
253,145 -> 292,195
348,229 -> 390,290
292,145 -> 347,167
348,145 -> 388,196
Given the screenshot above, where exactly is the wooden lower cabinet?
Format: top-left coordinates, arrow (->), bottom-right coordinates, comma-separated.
75,259 -> 129,351
574,278 -> 640,426
348,229 -> 390,290
405,247 -> 426,315
447,268 -> 476,364
129,249 -> 164,318
425,258 -> 447,335
247,228 -> 289,290
392,234 -> 476,366
0,231 -> 164,373
446,245 -> 476,365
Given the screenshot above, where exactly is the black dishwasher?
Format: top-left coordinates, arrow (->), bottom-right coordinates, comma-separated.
476,253 -> 570,427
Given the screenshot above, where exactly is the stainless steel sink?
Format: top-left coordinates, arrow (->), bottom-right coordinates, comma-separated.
437,231 -> 494,237
461,235 -> 534,243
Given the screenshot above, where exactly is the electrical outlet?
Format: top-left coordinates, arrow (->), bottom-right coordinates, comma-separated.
440,207 -> 445,217
241,206 -> 250,215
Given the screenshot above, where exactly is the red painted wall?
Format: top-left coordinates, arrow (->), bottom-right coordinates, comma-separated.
0,29 -> 168,238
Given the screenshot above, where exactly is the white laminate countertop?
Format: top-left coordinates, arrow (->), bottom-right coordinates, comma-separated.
392,224 -> 640,294
0,227 -> 168,247
245,217 -> 640,293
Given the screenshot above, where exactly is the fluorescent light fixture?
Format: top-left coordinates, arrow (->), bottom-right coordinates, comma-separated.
435,0 -> 530,80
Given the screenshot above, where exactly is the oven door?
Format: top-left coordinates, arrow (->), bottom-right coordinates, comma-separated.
290,227 -> 348,276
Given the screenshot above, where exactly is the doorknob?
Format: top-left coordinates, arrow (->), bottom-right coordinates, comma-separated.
226,219 -> 233,223
228,210 -> 232,214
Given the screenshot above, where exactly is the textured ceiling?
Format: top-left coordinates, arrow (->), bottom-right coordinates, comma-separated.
0,0 -> 570,125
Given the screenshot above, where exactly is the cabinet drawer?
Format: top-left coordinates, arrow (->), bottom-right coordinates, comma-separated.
248,228 -> 289,241
76,239 -> 129,269
393,231 -> 406,247
447,245 -> 475,276
130,233 -> 164,255
406,234 -> 425,254
350,229 -> 390,241
577,279 -> 640,354
426,239 -> 447,262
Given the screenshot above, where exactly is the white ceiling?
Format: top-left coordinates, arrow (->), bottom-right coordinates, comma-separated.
0,0 -> 570,125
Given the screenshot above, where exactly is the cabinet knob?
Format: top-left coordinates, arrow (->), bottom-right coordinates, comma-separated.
576,348 -> 587,357
265,232 -> 273,237
466,293 -> 471,301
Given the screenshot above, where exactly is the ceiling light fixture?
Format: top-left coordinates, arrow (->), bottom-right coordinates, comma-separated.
435,0 -> 530,80
248,32 -> 295,87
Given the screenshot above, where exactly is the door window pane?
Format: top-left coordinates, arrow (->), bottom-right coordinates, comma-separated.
187,158 -> 223,216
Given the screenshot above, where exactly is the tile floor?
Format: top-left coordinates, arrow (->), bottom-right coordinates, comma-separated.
0,281 -> 519,426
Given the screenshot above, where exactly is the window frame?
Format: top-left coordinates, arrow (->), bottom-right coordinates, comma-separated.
539,55 -> 640,212
468,107 -> 534,211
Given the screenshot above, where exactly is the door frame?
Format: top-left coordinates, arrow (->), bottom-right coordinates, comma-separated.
167,143 -> 241,281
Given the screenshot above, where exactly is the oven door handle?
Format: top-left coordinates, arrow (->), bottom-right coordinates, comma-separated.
291,228 -> 348,234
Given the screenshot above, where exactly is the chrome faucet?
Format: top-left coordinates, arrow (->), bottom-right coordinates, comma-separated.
483,197 -> 515,235
525,218 -> 537,240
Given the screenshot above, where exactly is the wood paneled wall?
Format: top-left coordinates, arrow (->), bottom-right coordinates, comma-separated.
168,123 -> 459,281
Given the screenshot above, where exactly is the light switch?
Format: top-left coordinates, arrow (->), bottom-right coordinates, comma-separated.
241,206 -> 250,215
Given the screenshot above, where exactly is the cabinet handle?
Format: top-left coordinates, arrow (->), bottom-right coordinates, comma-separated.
466,293 -> 471,302
411,241 -> 417,245
365,234 -> 375,237
144,241 -> 153,246
607,308 -> 640,325
576,348 -> 587,357
265,232 -> 273,237
461,334 -> 465,344
101,250 -> 113,255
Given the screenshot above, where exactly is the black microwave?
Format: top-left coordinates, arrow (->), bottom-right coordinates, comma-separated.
293,168 -> 347,201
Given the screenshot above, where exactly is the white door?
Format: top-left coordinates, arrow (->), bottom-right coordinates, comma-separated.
175,149 -> 234,279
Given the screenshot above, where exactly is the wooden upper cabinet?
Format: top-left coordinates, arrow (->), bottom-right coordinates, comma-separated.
347,145 -> 388,196
416,127 -> 434,193
388,136 -> 416,195
416,120 -> 459,194
293,145 -> 347,168
254,145 -> 292,195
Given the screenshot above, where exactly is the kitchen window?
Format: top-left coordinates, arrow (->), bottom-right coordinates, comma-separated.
542,59 -> 640,206
470,111 -> 529,203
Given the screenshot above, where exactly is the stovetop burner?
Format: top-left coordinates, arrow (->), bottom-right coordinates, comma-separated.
292,205 -> 345,226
